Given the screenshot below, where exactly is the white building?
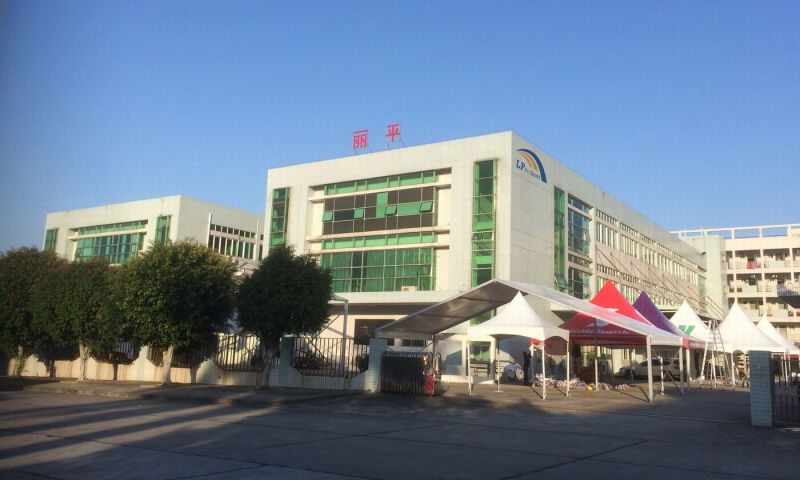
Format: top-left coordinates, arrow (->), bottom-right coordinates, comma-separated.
265,131 -> 719,366
674,224 -> 800,343
43,195 -> 263,266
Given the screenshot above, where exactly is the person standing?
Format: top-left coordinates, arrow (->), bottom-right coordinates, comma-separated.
571,344 -> 581,379
522,349 -> 532,385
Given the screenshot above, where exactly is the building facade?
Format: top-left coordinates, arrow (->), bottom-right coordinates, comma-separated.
674,224 -> 800,343
265,132 -> 716,351
43,195 -> 263,266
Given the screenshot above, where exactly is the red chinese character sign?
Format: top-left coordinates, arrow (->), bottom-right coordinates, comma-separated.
352,130 -> 369,152
385,123 -> 401,144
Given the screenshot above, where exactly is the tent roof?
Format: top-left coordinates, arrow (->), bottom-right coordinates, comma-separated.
757,316 -> 800,354
668,300 -> 710,343
718,303 -> 785,353
375,279 -> 682,346
559,281 -> 682,346
633,292 -> 701,349
468,292 -> 569,341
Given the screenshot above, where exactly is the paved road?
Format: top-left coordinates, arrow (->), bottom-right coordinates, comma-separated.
1,385 -> 799,479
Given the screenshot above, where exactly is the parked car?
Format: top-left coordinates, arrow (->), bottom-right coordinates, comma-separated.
621,358 -> 681,380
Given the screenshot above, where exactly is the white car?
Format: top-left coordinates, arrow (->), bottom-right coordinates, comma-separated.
622,358 -> 681,380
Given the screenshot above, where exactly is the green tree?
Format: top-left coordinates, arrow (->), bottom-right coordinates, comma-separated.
237,244 -> 332,385
117,241 -> 236,384
30,258 -> 130,380
30,262 -> 77,376
0,247 -> 65,375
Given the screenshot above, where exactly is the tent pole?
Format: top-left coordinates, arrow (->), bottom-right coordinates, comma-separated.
594,333 -> 599,390
542,341 -> 546,400
466,340 -> 472,395
730,351 -> 736,387
659,354 -> 665,395
678,345 -> 685,397
686,347 -> 692,385
566,340 -> 570,397
646,335 -> 654,402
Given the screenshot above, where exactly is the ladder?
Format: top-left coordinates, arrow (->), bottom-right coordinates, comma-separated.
700,318 -> 732,388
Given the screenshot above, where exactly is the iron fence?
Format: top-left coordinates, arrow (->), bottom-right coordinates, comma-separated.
289,337 -> 369,378
213,333 -> 275,372
772,357 -> 800,425
380,351 -> 434,395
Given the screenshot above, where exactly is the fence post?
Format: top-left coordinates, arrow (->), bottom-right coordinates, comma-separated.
365,338 -> 388,393
278,337 -> 292,388
749,350 -> 774,427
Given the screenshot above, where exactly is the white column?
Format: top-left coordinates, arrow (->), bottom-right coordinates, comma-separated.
678,345 -> 685,396
646,336 -> 654,402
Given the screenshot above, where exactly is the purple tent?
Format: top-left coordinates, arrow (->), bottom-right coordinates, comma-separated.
633,292 -> 700,349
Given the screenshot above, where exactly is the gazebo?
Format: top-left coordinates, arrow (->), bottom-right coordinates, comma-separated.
468,292 -> 570,398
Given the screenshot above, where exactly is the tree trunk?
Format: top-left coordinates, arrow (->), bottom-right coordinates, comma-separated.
162,345 -> 175,385
259,342 -> 276,387
15,345 -> 26,377
77,343 -> 89,382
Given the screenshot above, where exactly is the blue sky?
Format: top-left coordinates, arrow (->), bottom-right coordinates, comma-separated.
1,1 -> 798,251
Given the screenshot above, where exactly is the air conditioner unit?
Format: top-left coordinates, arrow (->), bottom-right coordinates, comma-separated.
400,286 -> 417,292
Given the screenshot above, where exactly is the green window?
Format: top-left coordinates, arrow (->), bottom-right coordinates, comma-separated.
320,247 -> 435,293
324,170 -> 438,195
321,186 -> 437,235
76,220 -> 147,236
155,215 -> 171,245
269,188 -> 289,247
74,233 -> 146,264
321,232 -> 437,250
569,267 -> 590,300
44,228 -> 58,252
554,188 -> 567,292
471,159 -> 496,288
470,159 -> 496,325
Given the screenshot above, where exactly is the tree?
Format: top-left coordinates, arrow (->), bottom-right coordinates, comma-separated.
30,258 -> 130,381
30,262 -> 77,376
237,244 -> 332,385
0,247 -> 65,375
117,240 -> 236,384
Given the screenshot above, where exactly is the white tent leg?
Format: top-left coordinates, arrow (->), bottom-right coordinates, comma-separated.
731,351 -> 736,387
686,347 -> 692,384
646,336 -> 654,402
594,345 -> 599,390
566,341 -> 570,397
679,346 -> 685,397
467,341 -> 472,395
542,342 -> 546,400
659,355 -> 664,395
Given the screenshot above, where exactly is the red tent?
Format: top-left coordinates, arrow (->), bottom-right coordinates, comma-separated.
560,280 -> 657,346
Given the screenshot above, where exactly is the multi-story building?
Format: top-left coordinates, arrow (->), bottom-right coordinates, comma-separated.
673,224 -> 800,343
265,132 -> 717,349
43,195 -> 263,267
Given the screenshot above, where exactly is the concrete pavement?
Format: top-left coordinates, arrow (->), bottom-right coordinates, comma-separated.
1,379 -> 799,479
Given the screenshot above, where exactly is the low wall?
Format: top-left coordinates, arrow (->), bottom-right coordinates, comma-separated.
6,343 -> 359,391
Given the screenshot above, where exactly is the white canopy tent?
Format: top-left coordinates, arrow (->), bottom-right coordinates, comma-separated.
468,292 -> 570,398
718,303 -> 785,354
757,316 -> 800,355
376,279 -> 683,401
668,300 -> 710,345
757,315 -> 800,383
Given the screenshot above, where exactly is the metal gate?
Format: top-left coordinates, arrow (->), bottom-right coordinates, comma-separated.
380,351 -> 433,395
